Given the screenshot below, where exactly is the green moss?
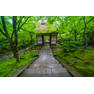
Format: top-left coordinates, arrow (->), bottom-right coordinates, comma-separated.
51,45 -> 61,49
53,47 -> 94,77
0,52 -> 38,77
28,45 -> 41,50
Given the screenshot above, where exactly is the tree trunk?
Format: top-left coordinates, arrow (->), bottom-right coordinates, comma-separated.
13,45 -> 19,61
74,30 -> 77,41
60,34 -> 63,42
13,16 -> 20,62
84,23 -> 88,47
83,16 -> 88,47
30,32 -> 33,44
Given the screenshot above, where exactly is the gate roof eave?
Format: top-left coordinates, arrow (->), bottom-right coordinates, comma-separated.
36,33 -> 58,36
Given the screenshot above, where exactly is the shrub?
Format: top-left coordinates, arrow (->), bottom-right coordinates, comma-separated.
62,41 -> 83,52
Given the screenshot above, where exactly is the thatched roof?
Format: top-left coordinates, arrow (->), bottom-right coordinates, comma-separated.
37,24 -> 47,31
36,24 -> 56,33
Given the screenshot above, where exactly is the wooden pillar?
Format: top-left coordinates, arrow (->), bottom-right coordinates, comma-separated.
56,34 -> 57,44
50,34 -> 52,46
42,35 -> 44,45
36,34 -> 38,44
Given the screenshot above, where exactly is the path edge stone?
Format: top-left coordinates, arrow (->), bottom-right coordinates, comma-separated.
51,47 -> 82,77
8,57 -> 38,77
54,56 -> 82,77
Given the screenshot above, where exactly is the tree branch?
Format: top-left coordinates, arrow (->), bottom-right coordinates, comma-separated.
0,28 -> 8,38
1,16 -> 10,38
11,16 -> 24,39
86,17 -> 94,24
0,28 -> 12,43
11,16 -> 30,40
17,16 -> 31,32
17,16 -> 24,28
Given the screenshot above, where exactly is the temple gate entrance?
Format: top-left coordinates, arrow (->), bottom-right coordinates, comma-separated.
36,33 -> 58,45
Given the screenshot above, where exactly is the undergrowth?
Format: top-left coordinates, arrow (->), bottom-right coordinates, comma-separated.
0,52 -> 38,77
53,43 -> 94,77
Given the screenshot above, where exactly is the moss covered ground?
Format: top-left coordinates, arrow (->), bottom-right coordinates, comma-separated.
53,46 -> 94,77
0,52 -> 38,77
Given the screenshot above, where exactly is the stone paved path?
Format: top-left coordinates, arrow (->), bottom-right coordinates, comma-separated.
19,44 -> 71,77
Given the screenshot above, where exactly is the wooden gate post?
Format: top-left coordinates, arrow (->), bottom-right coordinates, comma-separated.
50,34 -> 52,46
42,35 -> 44,45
